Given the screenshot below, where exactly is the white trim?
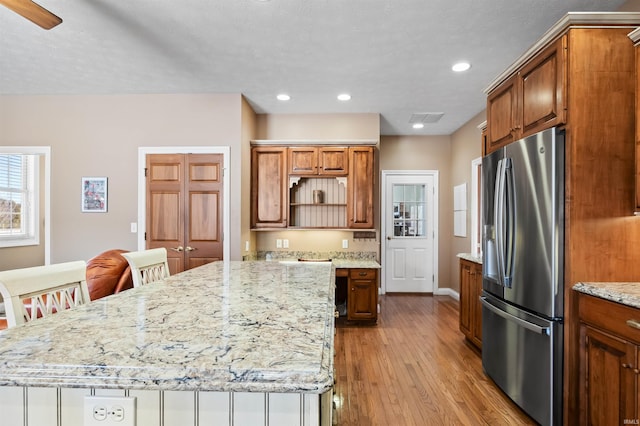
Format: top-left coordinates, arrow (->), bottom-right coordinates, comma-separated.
380,170 -> 439,295
137,147 -> 230,261
629,27 -> 640,44
470,157 -> 482,257
0,146 -> 51,265
250,139 -> 378,146
485,12 -> 640,93
434,288 -> 459,301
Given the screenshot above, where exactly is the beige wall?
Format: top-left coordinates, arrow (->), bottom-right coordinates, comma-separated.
449,110 -> 486,292
619,0 -> 640,11
254,113 -> 381,258
0,94 -> 246,264
379,134 -> 453,292
241,97 -> 258,259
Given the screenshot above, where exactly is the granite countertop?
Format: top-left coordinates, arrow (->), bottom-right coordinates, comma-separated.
0,261 -> 335,393
269,259 -> 380,269
574,282 -> 640,309
456,253 -> 482,265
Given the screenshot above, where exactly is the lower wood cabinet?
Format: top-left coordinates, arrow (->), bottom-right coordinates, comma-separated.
578,292 -> 640,425
335,268 -> 378,323
459,258 -> 482,349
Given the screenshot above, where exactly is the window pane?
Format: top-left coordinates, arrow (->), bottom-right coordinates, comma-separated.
391,183 -> 427,238
0,154 -> 37,246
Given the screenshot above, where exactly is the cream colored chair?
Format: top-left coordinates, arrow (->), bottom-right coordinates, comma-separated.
121,248 -> 170,288
0,261 -> 90,328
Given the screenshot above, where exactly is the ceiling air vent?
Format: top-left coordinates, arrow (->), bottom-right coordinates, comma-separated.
409,112 -> 444,124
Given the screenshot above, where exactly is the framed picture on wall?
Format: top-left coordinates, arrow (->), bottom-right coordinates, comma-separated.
81,177 -> 108,213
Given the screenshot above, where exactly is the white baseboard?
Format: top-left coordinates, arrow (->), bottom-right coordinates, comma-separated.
434,287 -> 459,301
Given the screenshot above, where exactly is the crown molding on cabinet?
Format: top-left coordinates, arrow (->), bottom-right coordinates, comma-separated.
250,139 -> 378,146
485,12 -> 640,94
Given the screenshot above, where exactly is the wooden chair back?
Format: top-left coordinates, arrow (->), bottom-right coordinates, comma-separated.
121,248 -> 170,288
0,261 -> 90,328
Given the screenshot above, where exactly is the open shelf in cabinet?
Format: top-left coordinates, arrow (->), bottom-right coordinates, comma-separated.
289,176 -> 347,228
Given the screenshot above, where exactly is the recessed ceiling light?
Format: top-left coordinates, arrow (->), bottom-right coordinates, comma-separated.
452,62 -> 471,72
337,93 -> 351,101
277,94 -> 290,101
412,123 -> 425,129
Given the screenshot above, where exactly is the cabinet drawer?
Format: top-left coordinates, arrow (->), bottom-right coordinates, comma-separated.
335,268 -> 348,277
349,269 -> 377,280
578,292 -> 640,344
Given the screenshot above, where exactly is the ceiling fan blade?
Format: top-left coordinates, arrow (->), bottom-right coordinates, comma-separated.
0,0 -> 62,29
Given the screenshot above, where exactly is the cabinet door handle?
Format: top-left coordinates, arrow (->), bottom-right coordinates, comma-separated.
359,272 -> 367,276
626,319 -> 640,330
623,363 -> 631,369
170,246 -> 184,252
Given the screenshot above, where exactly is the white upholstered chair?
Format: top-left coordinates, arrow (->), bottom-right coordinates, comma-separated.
121,248 -> 170,288
0,261 -> 90,328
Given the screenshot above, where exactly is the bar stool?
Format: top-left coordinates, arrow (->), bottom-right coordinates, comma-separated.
0,261 -> 90,328
121,248 -> 170,288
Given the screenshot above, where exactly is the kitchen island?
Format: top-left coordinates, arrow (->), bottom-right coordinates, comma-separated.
0,261 -> 335,426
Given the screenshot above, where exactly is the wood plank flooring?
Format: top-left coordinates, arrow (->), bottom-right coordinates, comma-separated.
333,294 -> 537,425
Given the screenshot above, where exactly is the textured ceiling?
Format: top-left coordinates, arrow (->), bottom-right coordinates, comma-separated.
0,0 -> 632,135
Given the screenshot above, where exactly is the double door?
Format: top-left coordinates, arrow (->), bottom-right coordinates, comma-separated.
146,154 -> 223,274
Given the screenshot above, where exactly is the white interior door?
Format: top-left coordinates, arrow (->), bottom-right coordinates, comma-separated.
383,172 -> 437,293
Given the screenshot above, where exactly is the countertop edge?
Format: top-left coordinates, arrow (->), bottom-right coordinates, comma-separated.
456,253 -> 482,265
574,282 -> 640,310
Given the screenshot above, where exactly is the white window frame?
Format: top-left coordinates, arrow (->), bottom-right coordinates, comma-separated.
0,147 -> 51,264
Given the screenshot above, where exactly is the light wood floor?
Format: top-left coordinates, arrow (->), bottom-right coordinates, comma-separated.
333,294 -> 537,425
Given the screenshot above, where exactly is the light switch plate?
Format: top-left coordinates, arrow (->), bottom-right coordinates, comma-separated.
283,239 -> 289,248
276,239 -> 282,248
84,395 -> 136,426
342,239 -> 349,249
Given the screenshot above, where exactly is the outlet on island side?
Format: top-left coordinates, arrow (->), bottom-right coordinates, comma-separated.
84,395 -> 136,426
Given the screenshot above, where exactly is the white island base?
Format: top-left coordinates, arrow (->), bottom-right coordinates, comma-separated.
0,386 -> 332,425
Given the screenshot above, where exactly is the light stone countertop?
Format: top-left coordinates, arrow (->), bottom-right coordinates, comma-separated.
0,261 -> 335,393
573,282 -> 640,309
456,253 -> 482,265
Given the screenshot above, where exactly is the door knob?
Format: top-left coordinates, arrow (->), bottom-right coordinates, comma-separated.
170,246 -> 184,252
387,236 -> 392,240
185,246 -> 197,252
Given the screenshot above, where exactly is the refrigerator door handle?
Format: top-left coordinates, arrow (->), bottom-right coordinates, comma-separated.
503,158 -> 515,288
480,296 -> 550,336
493,159 -> 506,287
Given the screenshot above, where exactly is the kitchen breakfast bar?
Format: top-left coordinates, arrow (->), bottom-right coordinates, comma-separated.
0,261 -> 336,426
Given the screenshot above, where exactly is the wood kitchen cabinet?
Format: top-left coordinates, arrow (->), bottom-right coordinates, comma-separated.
578,292 -> 640,425
347,146 -> 374,229
335,268 -> 378,323
251,147 -> 288,228
459,258 -> 482,349
486,36 -> 566,154
633,28 -> 640,212
289,146 -> 348,176
251,143 -> 375,229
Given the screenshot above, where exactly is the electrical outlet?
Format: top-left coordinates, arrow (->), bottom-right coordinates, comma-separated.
245,240 -> 249,251
342,239 -> 349,249
276,239 -> 282,248
283,239 -> 289,248
84,396 -> 136,426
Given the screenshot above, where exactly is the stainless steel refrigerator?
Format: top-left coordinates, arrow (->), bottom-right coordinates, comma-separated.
481,127 -> 564,426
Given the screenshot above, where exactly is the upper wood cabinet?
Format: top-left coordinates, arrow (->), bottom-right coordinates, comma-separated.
347,146 -> 374,229
251,147 -> 288,228
251,143 -> 376,230
288,147 -> 349,176
486,36 -> 567,154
